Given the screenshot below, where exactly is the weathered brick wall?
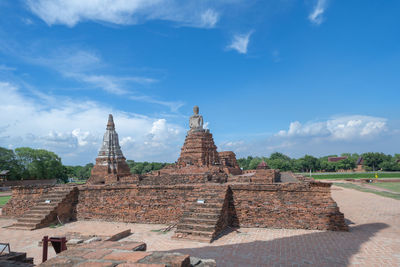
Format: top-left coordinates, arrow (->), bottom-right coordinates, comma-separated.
140,173 -> 227,185
76,184 -> 196,224
2,182 -> 347,231
2,185 -> 52,217
230,182 -> 348,231
251,169 -> 280,184
88,157 -> 132,185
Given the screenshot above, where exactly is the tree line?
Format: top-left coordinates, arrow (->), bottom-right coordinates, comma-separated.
0,147 -> 170,182
237,152 -> 400,172
0,147 -> 67,182
2,147 -> 400,182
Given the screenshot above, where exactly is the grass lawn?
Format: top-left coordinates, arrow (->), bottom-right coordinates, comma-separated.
334,183 -> 400,200
370,182 -> 400,193
311,172 -> 400,180
0,195 -> 11,207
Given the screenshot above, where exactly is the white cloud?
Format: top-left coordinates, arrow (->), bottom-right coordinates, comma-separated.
0,64 -> 16,71
200,9 -> 219,28
217,115 -> 398,159
309,0 -> 328,25
227,31 -> 253,54
27,0 -> 221,28
278,115 -> 387,140
15,46 -> 182,111
0,81 -> 184,165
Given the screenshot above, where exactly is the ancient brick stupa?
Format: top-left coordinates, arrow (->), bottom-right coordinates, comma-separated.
177,105 -> 220,167
88,114 -> 131,184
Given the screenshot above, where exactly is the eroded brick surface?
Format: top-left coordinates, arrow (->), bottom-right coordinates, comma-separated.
37,241 -> 194,267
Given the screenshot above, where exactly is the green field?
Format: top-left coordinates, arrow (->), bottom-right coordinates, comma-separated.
311,172 -> 400,180
371,182 -> 400,193
0,195 -> 11,207
333,183 -> 400,200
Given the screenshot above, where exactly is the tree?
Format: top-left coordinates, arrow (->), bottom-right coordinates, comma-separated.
237,156 -> 253,170
0,147 -> 22,180
336,158 -> 356,170
248,157 -> 262,170
297,155 -> 319,172
379,159 -> 400,171
362,152 -> 390,171
126,160 -> 170,174
319,160 -> 337,172
269,152 -> 291,161
268,152 -> 293,171
65,163 -> 94,180
15,147 -> 67,182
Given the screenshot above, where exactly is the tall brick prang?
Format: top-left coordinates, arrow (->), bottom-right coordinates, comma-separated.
177,106 -> 221,167
87,114 -> 131,184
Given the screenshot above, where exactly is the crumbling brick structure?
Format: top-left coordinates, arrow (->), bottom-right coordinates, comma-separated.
178,130 -> 220,167
158,106 -> 242,177
88,114 -> 132,184
2,107 -> 348,238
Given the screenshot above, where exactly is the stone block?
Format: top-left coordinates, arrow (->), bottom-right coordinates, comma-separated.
106,229 -> 131,241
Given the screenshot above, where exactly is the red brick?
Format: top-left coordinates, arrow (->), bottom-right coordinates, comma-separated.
103,252 -> 151,262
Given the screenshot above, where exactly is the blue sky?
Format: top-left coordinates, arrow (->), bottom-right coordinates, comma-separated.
0,0 -> 399,165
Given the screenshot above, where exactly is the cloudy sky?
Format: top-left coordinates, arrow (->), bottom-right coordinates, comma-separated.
0,0 -> 399,165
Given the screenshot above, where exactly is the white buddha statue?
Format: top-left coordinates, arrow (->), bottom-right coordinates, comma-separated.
189,105 -> 204,132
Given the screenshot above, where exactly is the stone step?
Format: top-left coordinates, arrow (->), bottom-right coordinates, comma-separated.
17,218 -> 43,224
20,214 -> 45,220
9,222 -> 37,230
191,198 -> 225,204
187,207 -> 221,214
192,192 -> 225,196
43,193 -> 71,198
176,223 -> 216,232
174,229 -> 214,239
188,203 -> 224,209
34,203 -> 58,208
183,212 -> 220,220
23,210 -> 50,216
36,198 -> 64,204
40,193 -> 67,198
30,207 -> 55,214
180,217 -> 218,225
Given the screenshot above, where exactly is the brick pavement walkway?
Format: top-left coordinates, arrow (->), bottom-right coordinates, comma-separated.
0,185 -> 399,266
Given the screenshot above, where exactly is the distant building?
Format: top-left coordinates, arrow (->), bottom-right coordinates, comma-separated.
257,161 -> 269,169
328,156 -> 348,162
355,157 -> 365,172
0,170 -> 10,181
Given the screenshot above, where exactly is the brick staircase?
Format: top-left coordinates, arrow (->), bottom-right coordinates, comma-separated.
174,185 -> 230,242
8,186 -> 77,230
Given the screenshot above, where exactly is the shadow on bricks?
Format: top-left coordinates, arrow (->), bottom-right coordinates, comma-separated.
167,223 -> 388,267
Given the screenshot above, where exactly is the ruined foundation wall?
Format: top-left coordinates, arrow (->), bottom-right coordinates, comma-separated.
76,184 -> 196,224
2,185 -> 51,217
2,182 -> 347,231
230,182 -> 348,231
140,173 -> 227,185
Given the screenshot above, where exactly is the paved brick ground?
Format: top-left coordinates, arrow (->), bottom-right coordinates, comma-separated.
0,185 -> 399,266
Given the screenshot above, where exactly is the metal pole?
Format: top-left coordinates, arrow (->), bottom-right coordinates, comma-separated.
42,236 -> 48,263
61,237 -> 67,252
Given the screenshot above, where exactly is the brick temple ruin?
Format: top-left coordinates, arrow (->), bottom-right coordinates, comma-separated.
2,106 -> 348,242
